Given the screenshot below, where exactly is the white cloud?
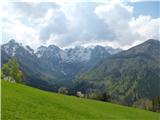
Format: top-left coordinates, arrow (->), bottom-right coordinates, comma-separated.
1,2 -> 59,48
95,1 -> 159,48
39,9 -> 68,41
2,20 -> 40,49
129,16 -> 160,40
12,2 -> 59,19
39,3 -> 116,47
95,2 -> 139,45
1,1 -> 159,50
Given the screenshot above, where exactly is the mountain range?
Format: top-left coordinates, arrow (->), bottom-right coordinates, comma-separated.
1,39 -> 120,90
1,39 -> 160,106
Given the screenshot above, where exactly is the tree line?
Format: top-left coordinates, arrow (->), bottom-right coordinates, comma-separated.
58,86 -> 160,112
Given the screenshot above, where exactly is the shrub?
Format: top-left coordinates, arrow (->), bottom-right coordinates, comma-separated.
76,91 -> 84,98
133,99 -> 152,110
58,87 -> 68,95
152,96 -> 160,112
85,89 -> 102,100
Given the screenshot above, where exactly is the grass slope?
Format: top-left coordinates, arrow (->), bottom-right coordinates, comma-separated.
2,81 -> 160,120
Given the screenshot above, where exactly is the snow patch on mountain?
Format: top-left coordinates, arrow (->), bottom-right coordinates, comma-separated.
36,46 -> 47,58
61,46 -> 92,63
2,39 -> 20,56
24,45 -> 34,55
2,39 -> 121,63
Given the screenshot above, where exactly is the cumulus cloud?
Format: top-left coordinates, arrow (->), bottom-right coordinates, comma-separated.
39,3 -> 116,47
95,1 -> 159,48
12,2 -> 59,19
2,1 -> 159,49
95,2 -> 135,45
1,2 -> 59,49
129,16 -> 160,40
39,10 -> 68,40
2,19 -> 41,48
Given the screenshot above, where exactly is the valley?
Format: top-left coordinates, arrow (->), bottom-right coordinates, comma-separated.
1,39 -> 160,112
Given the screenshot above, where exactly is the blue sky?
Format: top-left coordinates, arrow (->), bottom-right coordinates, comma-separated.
1,0 -> 160,49
131,1 -> 160,18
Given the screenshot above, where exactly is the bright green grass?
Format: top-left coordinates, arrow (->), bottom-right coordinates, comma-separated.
2,81 -> 160,120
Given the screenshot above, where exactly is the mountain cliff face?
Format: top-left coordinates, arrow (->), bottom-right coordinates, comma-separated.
1,39 -> 119,90
77,39 -> 160,105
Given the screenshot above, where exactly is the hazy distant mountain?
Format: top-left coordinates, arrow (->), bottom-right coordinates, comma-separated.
77,39 -> 160,105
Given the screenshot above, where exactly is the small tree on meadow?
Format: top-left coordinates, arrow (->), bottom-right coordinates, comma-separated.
1,58 -> 24,83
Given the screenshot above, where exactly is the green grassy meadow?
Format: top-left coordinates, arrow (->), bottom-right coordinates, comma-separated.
2,81 -> 160,120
